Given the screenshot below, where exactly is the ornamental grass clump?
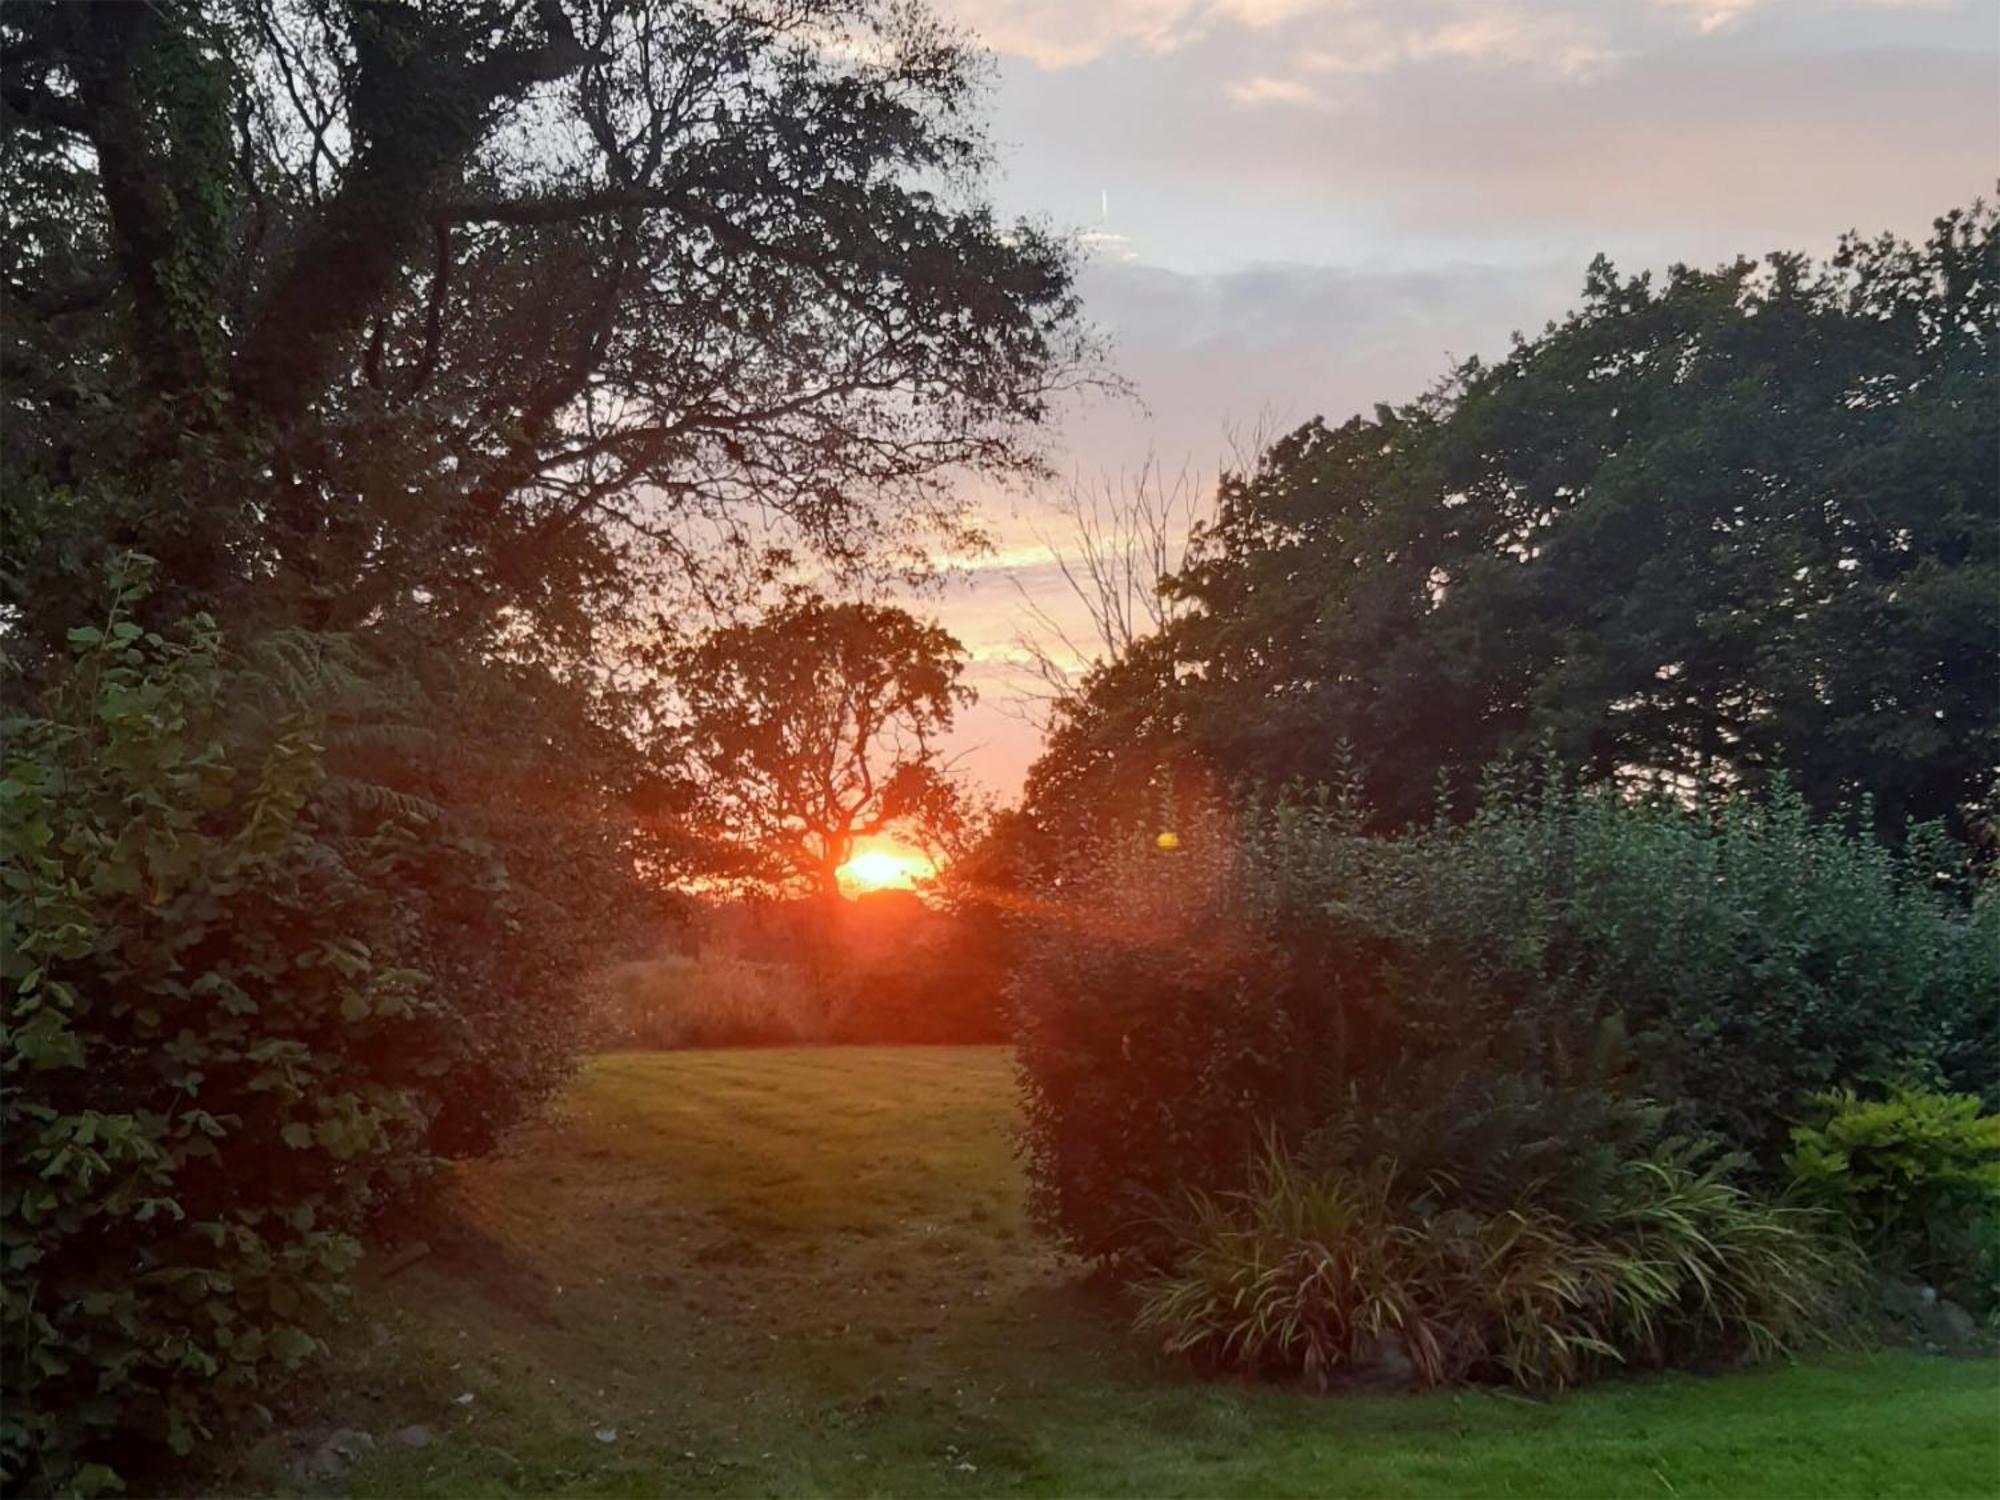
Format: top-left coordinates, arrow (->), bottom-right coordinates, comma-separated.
1137,1138 -> 1859,1394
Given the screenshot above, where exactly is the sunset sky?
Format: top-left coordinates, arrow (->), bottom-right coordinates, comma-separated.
918,0 -> 1999,796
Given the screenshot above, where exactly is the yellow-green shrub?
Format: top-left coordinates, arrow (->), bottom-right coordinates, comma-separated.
1787,1082 -> 2000,1301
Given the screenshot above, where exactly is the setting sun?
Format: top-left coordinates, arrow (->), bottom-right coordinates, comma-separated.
838,846 -> 931,893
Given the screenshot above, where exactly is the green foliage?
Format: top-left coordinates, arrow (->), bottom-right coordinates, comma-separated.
218,625 -> 658,1161
1,566 -> 440,1491
1137,1138 -> 1858,1394
1012,799 -> 1306,1267
1302,1019 -> 1674,1226
1029,204 -> 1998,842
1267,765 -> 1998,1160
0,563 -> 652,1489
1013,766 -> 1996,1267
1787,1083 -> 2000,1299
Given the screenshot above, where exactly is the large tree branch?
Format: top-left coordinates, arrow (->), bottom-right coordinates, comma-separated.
230,2 -> 594,434
405,221 -> 454,400
442,185 -> 894,329
64,3 -> 226,405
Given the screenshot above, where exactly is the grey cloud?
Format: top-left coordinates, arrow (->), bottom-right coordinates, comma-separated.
984,18 -> 1994,263
1062,257 -> 1583,467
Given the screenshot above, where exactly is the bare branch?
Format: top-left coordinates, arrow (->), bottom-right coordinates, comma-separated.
1008,455 -> 1213,717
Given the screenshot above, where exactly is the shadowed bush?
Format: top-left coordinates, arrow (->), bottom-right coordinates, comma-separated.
1,570 -> 646,1493
1012,799 -> 1300,1267
2,589 -> 442,1492
607,887 -> 1009,1050
591,938 -> 1009,1050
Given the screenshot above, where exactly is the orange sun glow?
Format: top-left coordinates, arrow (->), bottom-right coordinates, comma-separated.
838,847 -> 930,893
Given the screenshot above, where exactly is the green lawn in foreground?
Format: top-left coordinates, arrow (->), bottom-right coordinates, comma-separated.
257,1047 -> 2000,1498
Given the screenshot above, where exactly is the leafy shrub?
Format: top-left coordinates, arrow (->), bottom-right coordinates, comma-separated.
1265,764 -> 1997,1159
1304,1020 -> 1671,1227
1014,765 -> 1996,1265
1137,1139 -> 1857,1393
1,579 -> 444,1491
1787,1082 -> 2000,1300
822,953 -> 1009,1044
0,566 -> 635,1491
823,899 -> 1011,1045
240,630 -> 652,1157
1012,801 -> 1306,1265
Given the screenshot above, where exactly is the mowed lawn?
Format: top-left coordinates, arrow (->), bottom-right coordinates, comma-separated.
264,1048 -> 2000,1498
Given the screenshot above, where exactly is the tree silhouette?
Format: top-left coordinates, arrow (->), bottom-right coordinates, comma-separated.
2,0 -> 1097,658
673,597 -> 972,898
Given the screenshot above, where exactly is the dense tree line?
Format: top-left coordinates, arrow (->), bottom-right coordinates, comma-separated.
1022,206 -> 1998,846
